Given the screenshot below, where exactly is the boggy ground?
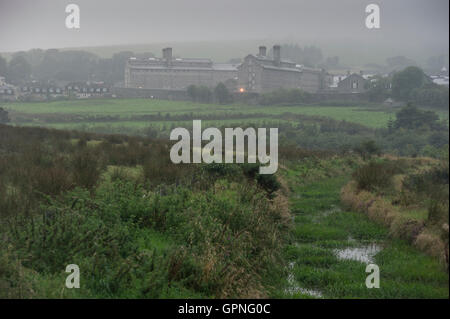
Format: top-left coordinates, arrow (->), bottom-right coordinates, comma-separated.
275,158 -> 448,298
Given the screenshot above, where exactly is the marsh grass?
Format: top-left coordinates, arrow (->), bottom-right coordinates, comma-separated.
278,162 -> 448,299
341,157 -> 449,268
0,124 -> 289,298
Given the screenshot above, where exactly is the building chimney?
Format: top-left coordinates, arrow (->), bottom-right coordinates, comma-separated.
273,45 -> 281,65
258,46 -> 267,57
163,47 -> 172,67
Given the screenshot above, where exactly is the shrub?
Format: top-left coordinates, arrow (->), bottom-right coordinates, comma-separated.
256,174 -> 281,195
0,249 -> 35,298
144,126 -> 158,139
0,107 -> 10,124
354,140 -> 381,160
353,161 -> 403,192
187,85 -> 213,103
394,104 -> 442,130
29,161 -> 73,196
214,83 -> 233,104
142,152 -> 193,187
71,148 -> 103,189
202,163 -> 241,177
402,161 -> 449,221
428,201 -> 449,225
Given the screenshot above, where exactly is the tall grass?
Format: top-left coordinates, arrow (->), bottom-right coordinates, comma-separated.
0,124 -> 289,298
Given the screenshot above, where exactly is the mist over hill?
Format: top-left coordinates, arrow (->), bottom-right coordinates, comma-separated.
1,0 -> 448,67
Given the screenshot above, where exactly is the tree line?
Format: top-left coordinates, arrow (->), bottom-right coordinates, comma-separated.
187,83 -> 234,104
0,49 -> 155,85
365,66 -> 449,109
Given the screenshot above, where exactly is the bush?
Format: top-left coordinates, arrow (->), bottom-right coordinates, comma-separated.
187,85 -> 213,103
142,143 -> 196,187
29,160 -> 73,196
402,161 -> 449,225
354,140 -> 381,160
241,163 -> 280,195
202,163 -> 241,177
394,104 -> 442,130
0,107 -> 10,124
353,161 -> 403,192
403,162 -> 449,199
71,148 -> 103,189
256,174 -> 281,195
214,83 -> 233,104
411,86 -> 449,109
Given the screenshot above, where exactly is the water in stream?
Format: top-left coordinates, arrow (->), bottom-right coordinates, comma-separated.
333,243 -> 382,264
285,262 -> 323,298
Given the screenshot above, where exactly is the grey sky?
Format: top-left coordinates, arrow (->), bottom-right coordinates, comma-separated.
0,0 -> 448,62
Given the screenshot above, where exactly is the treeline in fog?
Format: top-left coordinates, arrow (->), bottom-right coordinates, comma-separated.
0,49 -> 154,85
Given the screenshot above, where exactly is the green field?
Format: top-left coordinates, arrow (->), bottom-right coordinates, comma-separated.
4,99 -> 449,138
7,98 -> 446,130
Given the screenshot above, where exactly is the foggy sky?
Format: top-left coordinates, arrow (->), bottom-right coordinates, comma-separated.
0,0 -> 448,62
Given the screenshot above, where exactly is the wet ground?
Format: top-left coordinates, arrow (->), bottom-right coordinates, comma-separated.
280,175 -> 448,298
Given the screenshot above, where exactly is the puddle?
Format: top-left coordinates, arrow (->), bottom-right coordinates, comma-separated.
284,262 -> 323,298
333,243 -> 382,264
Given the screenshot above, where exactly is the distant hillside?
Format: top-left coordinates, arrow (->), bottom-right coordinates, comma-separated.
2,38 -> 447,67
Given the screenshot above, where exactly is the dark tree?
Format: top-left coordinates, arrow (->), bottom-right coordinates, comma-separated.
197,86 -> 212,103
394,104 -> 441,130
111,51 -> 134,83
36,49 -> 99,82
392,66 -> 427,101
365,75 -> 391,102
354,140 -> 381,160
187,85 -> 212,103
187,85 -> 198,101
0,107 -> 10,124
7,55 -> 31,83
0,55 -> 7,78
214,83 -> 233,104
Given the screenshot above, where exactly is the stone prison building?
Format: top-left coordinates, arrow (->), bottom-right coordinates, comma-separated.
125,48 -> 238,90
124,46 -> 329,94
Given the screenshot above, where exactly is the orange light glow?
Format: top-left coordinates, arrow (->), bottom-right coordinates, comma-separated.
239,88 -> 245,93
